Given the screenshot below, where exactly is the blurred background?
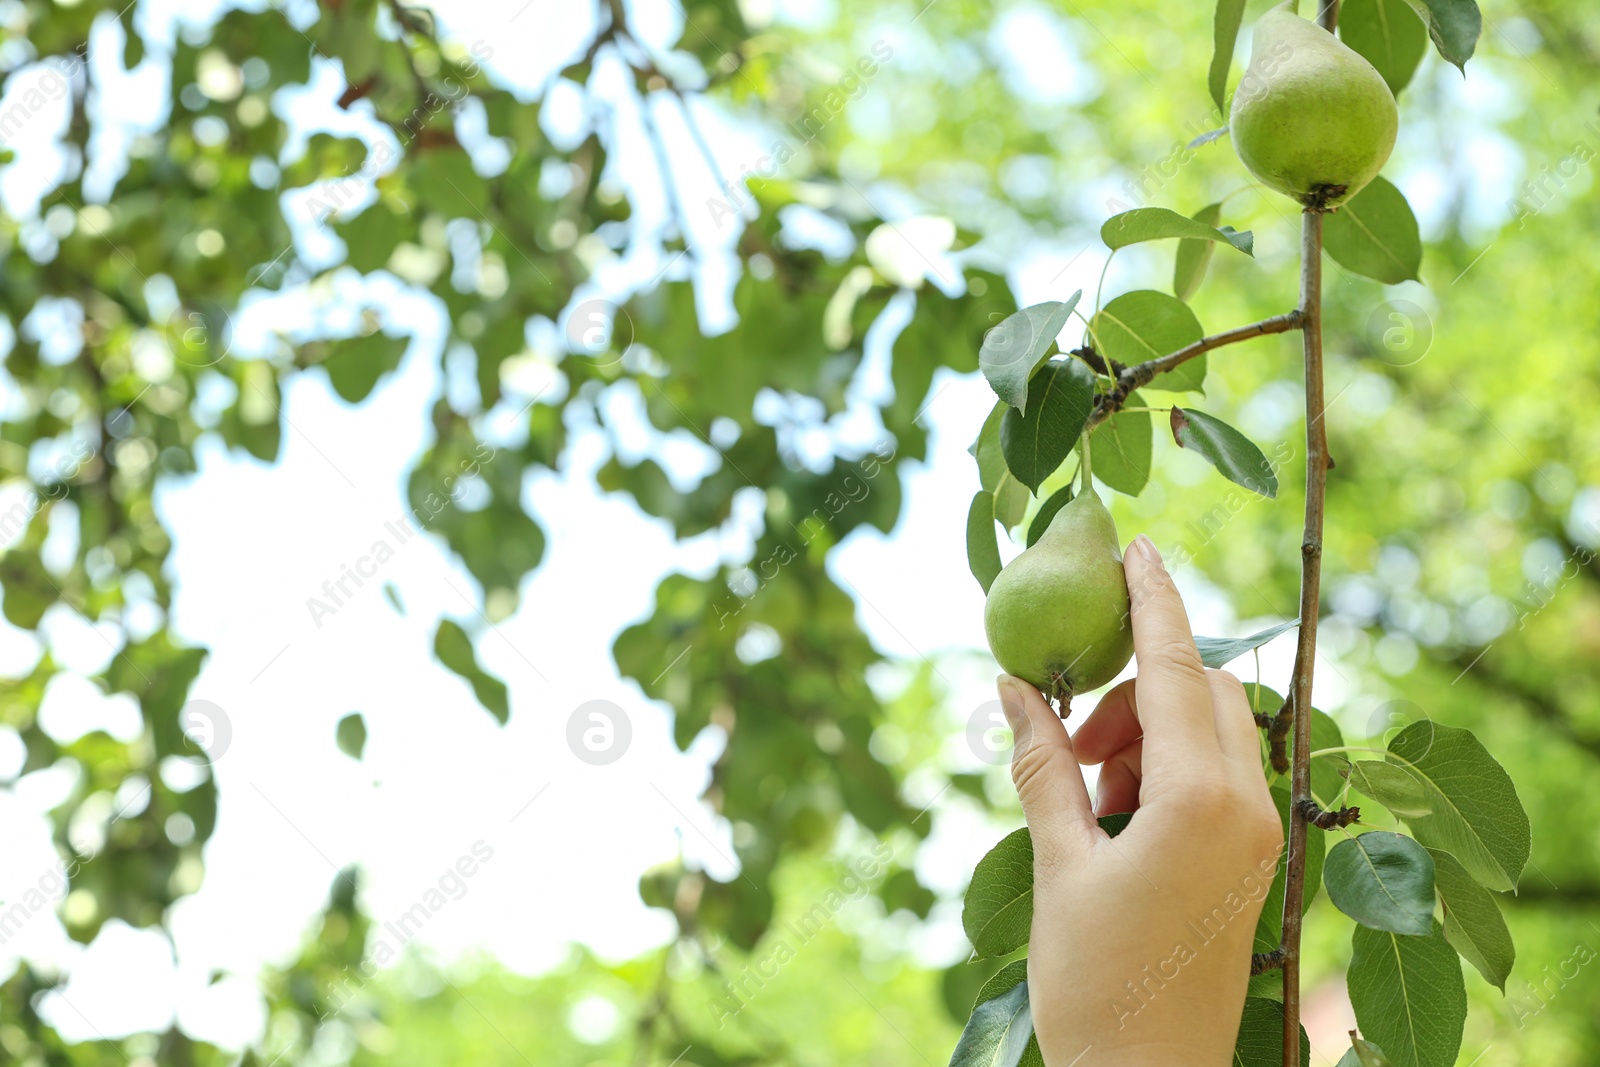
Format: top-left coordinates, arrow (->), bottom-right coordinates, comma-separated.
0,0 -> 1595,1063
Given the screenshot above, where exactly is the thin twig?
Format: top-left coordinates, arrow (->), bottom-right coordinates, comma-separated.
1252,948 -> 1286,975
1281,207 -> 1327,1067
1294,797 -> 1359,829
1084,310 -> 1303,430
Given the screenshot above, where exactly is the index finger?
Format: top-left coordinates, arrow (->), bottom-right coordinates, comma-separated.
1123,534 -> 1220,769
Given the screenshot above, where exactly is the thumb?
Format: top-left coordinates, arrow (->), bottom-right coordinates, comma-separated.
999,676 -> 1098,866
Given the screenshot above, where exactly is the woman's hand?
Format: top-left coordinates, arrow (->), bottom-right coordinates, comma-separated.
998,534 -> 1284,1067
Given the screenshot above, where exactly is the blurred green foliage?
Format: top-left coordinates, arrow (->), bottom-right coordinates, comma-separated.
0,0 -> 1596,1063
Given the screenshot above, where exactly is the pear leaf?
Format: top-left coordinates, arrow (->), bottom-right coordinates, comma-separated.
1335,1036 -> 1396,1067
1100,208 -> 1254,254
1348,922 -> 1466,1067
1091,291 -> 1206,393
967,492 -> 1003,594
335,713 -> 367,760
948,980 -> 1034,1067
1325,177 -> 1423,284
1170,407 -> 1279,497
980,297 -> 1080,414
1324,832 -> 1436,935
1000,360 -> 1095,492
1427,847 -> 1514,990
1091,398 -> 1153,497
434,619 -> 510,724
1400,0 -> 1481,71
1234,997 -> 1312,1067
1209,0 -> 1250,114
1341,0 -> 1428,94
1193,620 -> 1298,667
973,403 -> 1032,528
969,963 -> 1046,1067
1174,203 -> 1224,301
1025,485 -> 1075,548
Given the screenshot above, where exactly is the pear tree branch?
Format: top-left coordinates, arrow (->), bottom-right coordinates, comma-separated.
1279,207 -> 1329,1067
1084,310 -> 1304,430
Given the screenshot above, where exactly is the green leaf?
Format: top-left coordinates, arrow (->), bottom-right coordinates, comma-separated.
1347,760 -> 1433,817
1092,291 -> 1206,393
980,297 -> 1080,414
1336,1037 -> 1396,1067
335,713 -> 367,760
1302,708 -> 1350,807
1348,922 -> 1466,1067
1025,485 -> 1074,548
1401,0 -> 1481,71
1000,360 -> 1095,492
973,403 -> 1032,528
321,331 -> 409,403
433,619 -> 510,724
1325,832 -> 1436,935
335,202 -> 404,273
1428,848 -> 1515,990
968,492 -> 1003,594
1174,203 -> 1223,301
1209,0 -> 1250,114
973,960 -> 1030,1010
1386,720 -> 1531,891
1233,997 -> 1311,1067
1324,177 -> 1422,284
1170,407 -> 1279,498
1100,208 -> 1253,255
0,549 -> 57,629
962,815 -> 1129,960
407,148 -> 489,217
948,979 -> 1033,1067
1341,0 -> 1429,94
963,828 -> 1034,959
1098,811 -> 1133,837
1091,392 -> 1152,496
1194,620 -> 1298,668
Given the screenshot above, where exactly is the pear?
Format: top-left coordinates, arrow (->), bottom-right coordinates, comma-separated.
1230,1 -> 1398,210
984,488 -> 1134,701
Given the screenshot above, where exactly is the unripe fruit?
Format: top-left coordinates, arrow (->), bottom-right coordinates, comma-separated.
1230,1 -> 1398,209
984,489 -> 1134,701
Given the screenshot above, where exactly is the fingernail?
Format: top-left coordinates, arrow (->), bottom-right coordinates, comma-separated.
997,675 -> 1026,732
1132,534 -> 1164,568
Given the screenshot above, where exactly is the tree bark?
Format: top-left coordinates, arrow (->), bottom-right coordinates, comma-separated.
1281,206 -> 1328,1066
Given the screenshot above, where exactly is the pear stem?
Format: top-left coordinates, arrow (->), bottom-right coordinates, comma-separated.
1278,206 -> 1328,1067
1078,430 -> 1093,492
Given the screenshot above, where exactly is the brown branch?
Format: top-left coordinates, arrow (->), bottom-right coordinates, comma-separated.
1268,695 -> 1293,772
1281,207 -> 1328,1067
1085,311 -> 1303,430
1295,798 -> 1359,829
1252,948 -> 1286,975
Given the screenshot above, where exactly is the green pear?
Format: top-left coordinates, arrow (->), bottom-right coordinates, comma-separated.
1230,1 -> 1398,209
984,488 -> 1134,701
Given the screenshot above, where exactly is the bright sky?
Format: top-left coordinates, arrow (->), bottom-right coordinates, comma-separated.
0,0 -> 1536,1053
